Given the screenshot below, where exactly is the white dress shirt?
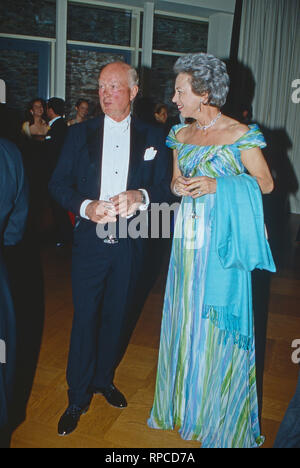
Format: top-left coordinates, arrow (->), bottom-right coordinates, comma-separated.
48,116 -> 62,127
80,114 -> 149,219
45,116 -> 63,140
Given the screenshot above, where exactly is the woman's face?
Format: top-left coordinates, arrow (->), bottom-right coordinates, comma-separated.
172,73 -> 202,119
31,101 -> 44,118
155,107 -> 168,124
76,101 -> 89,119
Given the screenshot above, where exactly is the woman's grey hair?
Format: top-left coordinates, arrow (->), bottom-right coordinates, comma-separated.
174,53 -> 230,108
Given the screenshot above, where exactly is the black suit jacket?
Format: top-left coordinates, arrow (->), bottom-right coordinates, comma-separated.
45,117 -> 68,178
0,138 -> 28,428
49,115 -> 173,228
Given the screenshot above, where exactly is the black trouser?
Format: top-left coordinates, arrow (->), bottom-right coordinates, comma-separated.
67,235 -> 134,408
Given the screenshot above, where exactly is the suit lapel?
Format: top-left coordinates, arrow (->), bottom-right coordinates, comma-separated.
86,116 -> 104,196
127,117 -> 147,190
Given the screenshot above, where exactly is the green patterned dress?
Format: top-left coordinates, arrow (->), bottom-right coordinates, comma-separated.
148,124 -> 266,448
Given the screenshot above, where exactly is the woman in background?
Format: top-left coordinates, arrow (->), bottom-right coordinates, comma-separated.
21,98 -> 48,140
67,99 -> 89,126
21,98 -> 49,235
148,53 -> 276,448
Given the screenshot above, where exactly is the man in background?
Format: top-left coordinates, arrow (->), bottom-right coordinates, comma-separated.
45,98 -> 70,247
0,138 -> 28,443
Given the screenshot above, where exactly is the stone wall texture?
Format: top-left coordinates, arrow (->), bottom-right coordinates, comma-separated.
0,49 -> 39,115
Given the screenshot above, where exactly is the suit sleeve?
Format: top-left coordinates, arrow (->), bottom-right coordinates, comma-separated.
3,145 -> 29,246
48,126 -> 87,216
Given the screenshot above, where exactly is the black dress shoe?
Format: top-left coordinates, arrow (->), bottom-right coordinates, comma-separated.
94,384 -> 127,409
58,404 -> 89,436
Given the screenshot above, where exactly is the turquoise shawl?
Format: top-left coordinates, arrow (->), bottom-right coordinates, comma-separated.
203,174 -> 276,350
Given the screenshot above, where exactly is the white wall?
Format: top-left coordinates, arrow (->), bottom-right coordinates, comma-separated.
207,13 -> 234,59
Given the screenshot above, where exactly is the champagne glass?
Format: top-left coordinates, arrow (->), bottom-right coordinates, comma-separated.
186,169 -> 200,220
103,196 -> 119,245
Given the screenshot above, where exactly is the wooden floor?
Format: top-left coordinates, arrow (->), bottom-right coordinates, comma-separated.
5,215 -> 300,448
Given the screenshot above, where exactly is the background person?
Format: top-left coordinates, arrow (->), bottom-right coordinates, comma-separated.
67,99 -> 89,127
21,98 -> 49,141
0,138 -> 28,433
45,98 -> 71,247
20,99 -> 49,236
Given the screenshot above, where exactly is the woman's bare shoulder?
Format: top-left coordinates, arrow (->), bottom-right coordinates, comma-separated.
175,124 -> 194,143
221,116 -> 249,140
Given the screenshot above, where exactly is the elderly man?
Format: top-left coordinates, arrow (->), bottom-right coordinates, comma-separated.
49,60 -> 173,436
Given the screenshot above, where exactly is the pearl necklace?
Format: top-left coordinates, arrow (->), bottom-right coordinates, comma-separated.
196,112 -> 222,131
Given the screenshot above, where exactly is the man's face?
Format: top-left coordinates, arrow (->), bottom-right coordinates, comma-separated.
98,63 -> 138,122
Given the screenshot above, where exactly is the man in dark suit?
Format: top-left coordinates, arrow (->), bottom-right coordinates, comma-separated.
45,98 -> 68,174
45,98 -> 70,246
0,138 -> 28,430
49,61 -> 173,436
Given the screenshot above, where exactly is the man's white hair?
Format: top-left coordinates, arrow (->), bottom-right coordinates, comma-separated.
101,60 -> 139,88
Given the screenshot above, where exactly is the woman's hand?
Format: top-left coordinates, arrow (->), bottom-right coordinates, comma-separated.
172,176 -> 192,197
185,176 -> 217,198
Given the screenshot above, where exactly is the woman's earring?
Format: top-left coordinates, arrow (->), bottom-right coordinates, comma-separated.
198,100 -> 203,112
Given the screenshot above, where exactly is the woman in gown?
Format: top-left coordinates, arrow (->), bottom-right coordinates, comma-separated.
21,98 -> 49,235
21,98 -> 49,141
148,53 -> 276,448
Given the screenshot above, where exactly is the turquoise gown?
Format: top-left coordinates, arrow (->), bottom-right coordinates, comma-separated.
148,124 -> 267,448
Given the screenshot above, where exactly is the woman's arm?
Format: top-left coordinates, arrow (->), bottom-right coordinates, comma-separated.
171,150 -> 191,197
241,147 -> 274,194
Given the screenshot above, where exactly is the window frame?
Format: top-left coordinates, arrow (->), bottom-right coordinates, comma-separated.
0,0 -> 210,100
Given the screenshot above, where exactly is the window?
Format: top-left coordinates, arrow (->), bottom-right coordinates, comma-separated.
0,0 -> 56,38
151,14 -> 208,115
0,48 -> 39,112
153,15 -> 208,54
0,38 -> 50,112
68,3 -> 132,47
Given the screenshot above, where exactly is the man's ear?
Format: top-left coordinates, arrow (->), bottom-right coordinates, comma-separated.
130,85 -> 139,102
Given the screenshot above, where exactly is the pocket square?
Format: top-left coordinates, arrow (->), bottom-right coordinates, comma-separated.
144,147 -> 157,161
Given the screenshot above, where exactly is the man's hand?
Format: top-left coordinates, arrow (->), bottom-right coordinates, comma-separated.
85,200 -> 117,224
110,190 -> 143,217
